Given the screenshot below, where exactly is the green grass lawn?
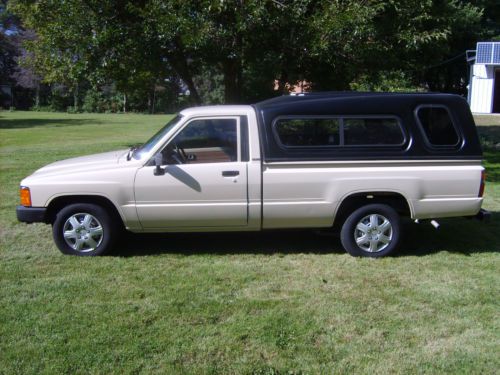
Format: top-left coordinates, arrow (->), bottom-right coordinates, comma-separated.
1,111 -> 499,374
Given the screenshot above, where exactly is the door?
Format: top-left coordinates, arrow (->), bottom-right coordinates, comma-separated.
493,69 -> 500,114
134,117 -> 249,229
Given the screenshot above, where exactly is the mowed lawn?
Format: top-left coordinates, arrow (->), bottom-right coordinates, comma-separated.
0,111 -> 499,374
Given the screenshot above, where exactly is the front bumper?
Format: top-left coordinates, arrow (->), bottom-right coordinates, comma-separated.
16,206 -> 47,223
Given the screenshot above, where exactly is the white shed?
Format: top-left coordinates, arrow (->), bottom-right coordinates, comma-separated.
468,42 -> 500,114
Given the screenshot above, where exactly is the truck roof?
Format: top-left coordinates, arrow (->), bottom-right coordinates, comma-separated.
180,105 -> 253,117
255,91 -> 458,109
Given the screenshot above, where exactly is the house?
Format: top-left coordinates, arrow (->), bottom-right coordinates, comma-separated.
468,42 -> 500,114
274,80 -> 311,94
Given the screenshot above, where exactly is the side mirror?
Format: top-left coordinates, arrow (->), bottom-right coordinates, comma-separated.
153,153 -> 165,176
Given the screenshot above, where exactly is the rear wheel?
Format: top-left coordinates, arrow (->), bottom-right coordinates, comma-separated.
340,204 -> 401,257
52,203 -> 116,256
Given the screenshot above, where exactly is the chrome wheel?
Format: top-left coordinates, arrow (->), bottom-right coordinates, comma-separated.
354,214 -> 393,253
62,213 -> 103,253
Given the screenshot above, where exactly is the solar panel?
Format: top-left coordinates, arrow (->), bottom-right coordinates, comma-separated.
493,43 -> 500,64
476,43 -> 493,64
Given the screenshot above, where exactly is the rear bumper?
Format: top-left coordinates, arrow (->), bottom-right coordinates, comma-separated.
16,206 -> 47,223
475,208 -> 491,222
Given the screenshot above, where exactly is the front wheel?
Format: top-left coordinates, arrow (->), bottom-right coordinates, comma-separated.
340,204 -> 401,257
52,203 -> 116,256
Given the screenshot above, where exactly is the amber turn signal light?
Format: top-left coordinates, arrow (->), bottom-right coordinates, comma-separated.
20,186 -> 32,207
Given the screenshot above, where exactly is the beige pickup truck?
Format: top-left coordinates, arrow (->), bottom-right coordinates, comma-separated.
17,92 -> 489,257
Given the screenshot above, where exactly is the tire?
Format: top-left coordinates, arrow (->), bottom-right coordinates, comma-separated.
340,204 -> 401,257
52,203 -> 117,256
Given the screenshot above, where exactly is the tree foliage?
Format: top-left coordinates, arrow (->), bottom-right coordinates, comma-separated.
5,0 -> 500,110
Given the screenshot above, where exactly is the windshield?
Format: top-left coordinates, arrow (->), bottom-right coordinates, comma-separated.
133,115 -> 183,160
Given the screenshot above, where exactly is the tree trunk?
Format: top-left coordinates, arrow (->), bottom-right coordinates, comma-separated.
147,92 -> 152,114
181,73 -> 202,105
222,58 -> 243,104
35,83 -> 40,107
167,38 -> 202,105
169,57 -> 202,105
278,71 -> 289,94
123,93 -> 127,113
73,82 -> 79,110
222,28 -> 243,104
10,85 -> 14,109
152,84 -> 156,114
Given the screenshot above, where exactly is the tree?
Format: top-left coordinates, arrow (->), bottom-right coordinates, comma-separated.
7,0 -> 499,110
145,0 -> 368,102
9,0 -> 169,111
369,0 -> 484,93
9,0 -> 95,109
1,1 -> 42,108
474,0 -> 500,40
11,29 -> 42,106
0,0 -> 20,86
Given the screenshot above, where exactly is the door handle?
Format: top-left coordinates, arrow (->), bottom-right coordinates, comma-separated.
222,170 -> 239,177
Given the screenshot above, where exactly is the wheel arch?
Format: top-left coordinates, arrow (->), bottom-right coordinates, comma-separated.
46,195 -> 125,229
333,191 -> 412,230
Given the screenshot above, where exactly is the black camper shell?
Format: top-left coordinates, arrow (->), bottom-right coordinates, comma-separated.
253,92 -> 482,162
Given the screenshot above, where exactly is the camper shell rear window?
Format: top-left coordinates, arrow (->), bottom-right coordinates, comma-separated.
415,105 -> 461,148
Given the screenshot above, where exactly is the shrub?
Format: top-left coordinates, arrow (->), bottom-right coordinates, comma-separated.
82,89 -> 123,113
351,71 -> 425,92
30,105 -> 55,112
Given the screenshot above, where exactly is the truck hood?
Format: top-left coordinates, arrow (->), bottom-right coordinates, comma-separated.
30,149 -> 129,177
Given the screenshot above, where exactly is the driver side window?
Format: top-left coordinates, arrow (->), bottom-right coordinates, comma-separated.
163,118 -> 238,164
